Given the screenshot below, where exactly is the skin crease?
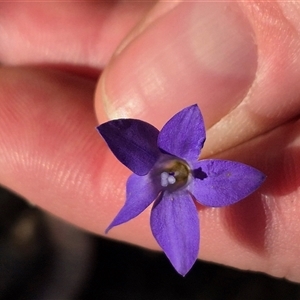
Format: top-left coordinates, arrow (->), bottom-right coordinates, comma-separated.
0,1 -> 300,282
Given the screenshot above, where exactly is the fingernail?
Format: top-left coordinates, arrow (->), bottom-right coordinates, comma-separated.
98,2 -> 257,130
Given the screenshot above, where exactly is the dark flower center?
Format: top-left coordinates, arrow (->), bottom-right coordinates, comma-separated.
151,155 -> 190,192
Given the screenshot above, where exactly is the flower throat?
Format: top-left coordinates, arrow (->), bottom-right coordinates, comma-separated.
153,157 -> 190,192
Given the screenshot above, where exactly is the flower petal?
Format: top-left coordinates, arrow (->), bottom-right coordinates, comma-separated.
106,173 -> 161,233
150,191 -> 199,276
157,104 -> 206,161
97,119 -> 160,176
190,159 -> 266,207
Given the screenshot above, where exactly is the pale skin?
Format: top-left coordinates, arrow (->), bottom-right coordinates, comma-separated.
0,1 -> 300,282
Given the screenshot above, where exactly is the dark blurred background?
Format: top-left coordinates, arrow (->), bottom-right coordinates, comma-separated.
1,186 -> 300,300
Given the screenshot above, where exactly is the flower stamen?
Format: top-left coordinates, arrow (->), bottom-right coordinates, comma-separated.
161,171 -> 176,187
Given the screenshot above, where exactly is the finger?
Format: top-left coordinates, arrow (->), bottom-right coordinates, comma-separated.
0,1 -> 154,69
95,1 -> 300,155
0,67 -> 120,238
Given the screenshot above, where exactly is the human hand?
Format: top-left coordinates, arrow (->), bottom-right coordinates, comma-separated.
1,1 -> 300,281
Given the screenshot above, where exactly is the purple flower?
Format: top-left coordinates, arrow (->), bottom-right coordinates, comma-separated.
97,105 -> 265,276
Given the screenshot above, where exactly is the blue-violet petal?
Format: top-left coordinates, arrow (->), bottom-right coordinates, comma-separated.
105,173 -> 161,233
150,191 -> 199,276
97,119 -> 160,176
190,159 -> 266,207
158,104 -> 206,161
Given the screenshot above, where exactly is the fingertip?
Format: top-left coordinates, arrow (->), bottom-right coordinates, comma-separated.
94,2 -> 257,131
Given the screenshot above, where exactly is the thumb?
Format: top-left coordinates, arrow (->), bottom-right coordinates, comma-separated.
95,1 -> 257,136
95,2 -> 300,157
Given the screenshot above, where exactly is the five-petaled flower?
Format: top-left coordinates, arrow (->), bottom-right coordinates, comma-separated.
97,105 -> 265,276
